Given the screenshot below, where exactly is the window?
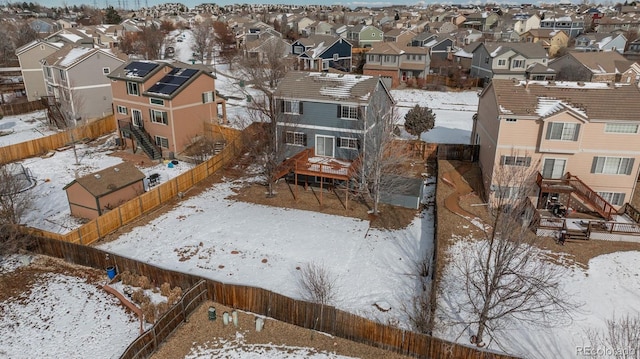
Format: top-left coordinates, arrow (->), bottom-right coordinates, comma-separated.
284,131 -> 306,146
501,155 -> 531,167
316,135 -> 334,157
202,91 -> 214,103
333,53 -> 339,60
132,109 -> 143,127
59,69 -> 66,83
495,186 -> 521,200
512,59 -> 525,68
384,55 -> 391,62
591,157 -> 634,175
322,60 -> 329,70
542,158 -> 566,179
597,192 -> 626,206
546,122 -> 580,141
150,98 -> 165,106
339,105 -> 358,119
283,100 -> 301,114
126,81 -> 139,96
339,137 -> 358,149
293,45 -> 304,54
498,59 -> 506,66
605,123 -> 638,134
116,105 -> 127,115
45,67 -> 52,78
485,57 -> 489,64
102,67 -> 110,74
150,109 -> 168,125
154,135 -> 169,148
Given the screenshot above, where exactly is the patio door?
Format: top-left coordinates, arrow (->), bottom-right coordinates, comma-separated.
542,158 -> 566,179
315,135 -> 334,157
132,109 -> 143,128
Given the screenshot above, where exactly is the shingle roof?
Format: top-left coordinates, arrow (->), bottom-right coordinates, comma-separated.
366,42 -> 429,55
490,79 -> 640,121
568,51 -> 633,74
274,71 -> 381,103
64,162 -> 146,197
483,42 -> 548,59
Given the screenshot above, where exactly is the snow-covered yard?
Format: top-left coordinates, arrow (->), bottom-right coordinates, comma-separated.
0,110 -> 56,147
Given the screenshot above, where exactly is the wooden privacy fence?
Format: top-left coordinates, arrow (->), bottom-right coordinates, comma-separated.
26,124 -> 247,245
120,280 -> 208,359
0,100 -> 46,116
0,114 -> 116,165
397,141 -> 477,162
31,236 -> 519,359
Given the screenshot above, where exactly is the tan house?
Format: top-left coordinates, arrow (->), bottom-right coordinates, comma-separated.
549,51 -> 636,82
64,162 -> 146,220
472,79 -> 640,216
16,40 -> 64,101
363,42 -> 430,88
109,60 -> 227,160
519,29 -> 569,57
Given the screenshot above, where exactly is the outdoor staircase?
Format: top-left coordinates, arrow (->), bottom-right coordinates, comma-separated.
41,96 -> 67,129
118,120 -> 162,160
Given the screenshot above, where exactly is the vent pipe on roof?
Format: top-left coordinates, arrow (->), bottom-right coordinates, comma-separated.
94,174 -> 101,179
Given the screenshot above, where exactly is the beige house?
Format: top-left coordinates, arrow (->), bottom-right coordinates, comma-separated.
64,162 -> 146,220
473,79 -> 640,214
16,40 -> 64,101
109,60 -> 227,159
519,29 -> 569,57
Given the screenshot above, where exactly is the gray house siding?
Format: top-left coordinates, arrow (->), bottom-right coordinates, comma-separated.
470,45 -> 493,79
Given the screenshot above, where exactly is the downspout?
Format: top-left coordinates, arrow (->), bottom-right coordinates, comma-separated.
170,100 -> 176,157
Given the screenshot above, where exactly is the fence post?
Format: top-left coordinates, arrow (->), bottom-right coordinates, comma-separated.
118,207 -> 123,227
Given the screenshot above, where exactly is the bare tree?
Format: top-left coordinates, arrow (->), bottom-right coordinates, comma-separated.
440,156 -> 576,348
587,313 -> 640,359
0,164 -> 34,256
14,21 -> 39,49
191,19 -> 215,64
297,262 -> 337,305
212,21 -> 237,67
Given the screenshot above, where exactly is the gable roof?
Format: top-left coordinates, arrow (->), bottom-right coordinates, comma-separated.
274,71 -> 383,103
15,39 -> 64,56
366,42 -> 429,55
64,162 -> 145,197
489,79 -> 640,121
568,51 -> 633,74
41,45 -> 125,69
481,42 -> 548,59
108,60 -> 166,81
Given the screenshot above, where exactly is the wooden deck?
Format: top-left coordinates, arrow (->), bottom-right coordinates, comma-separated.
274,148 -> 360,181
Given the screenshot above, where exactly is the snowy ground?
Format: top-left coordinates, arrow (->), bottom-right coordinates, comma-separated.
436,238 -> 640,359
0,110 -> 56,147
98,175 -> 435,328
18,135 -> 194,234
0,256 -> 140,359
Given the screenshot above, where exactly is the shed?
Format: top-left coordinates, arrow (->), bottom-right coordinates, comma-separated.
380,175 -> 425,210
64,162 -> 146,220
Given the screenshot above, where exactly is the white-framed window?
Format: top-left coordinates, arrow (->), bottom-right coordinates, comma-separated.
333,53 -> 339,60
542,158 -> 566,179
154,135 -> 169,148
59,69 -> 66,83
116,105 -> 127,115
591,156 -> 634,175
501,155 -> 531,167
126,81 -> 139,96
322,60 -> 329,70
102,67 -> 110,74
339,105 -> 358,120
45,67 -> 52,79
511,59 -> 525,68
202,91 -> 214,103
498,59 -> 506,66
605,123 -> 638,134
339,137 -> 358,149
283,100 -> 300,114
546,122 -> 580,141
284,131 -> 306,146
597,192 -> 626,206
495,185 -> 521,200
150,98 -> 164,106
316,135 -> 335,157
293,45 -> 304,54
150,109 -> 168,125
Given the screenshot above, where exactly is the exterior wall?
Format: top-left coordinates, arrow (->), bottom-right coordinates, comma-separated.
18,43 -> 59,101
358,26 -> 384,47
474,86 -> 501,198
363,68 -> 399,87
97,181 -> 145,215
470,45 -> 493,79
66,182 -> 100,219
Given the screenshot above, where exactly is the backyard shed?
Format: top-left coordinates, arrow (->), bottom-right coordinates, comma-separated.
380,175 -> 425,210
64,162 -> 145,220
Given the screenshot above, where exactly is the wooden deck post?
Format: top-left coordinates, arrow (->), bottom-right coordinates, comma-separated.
320,176 -> 323,206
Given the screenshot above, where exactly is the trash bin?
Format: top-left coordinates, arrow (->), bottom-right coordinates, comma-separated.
208,306 -> 216,320
106,266 -> 117,280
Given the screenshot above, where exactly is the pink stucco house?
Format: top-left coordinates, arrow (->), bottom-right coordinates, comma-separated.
108,60 -> 227,159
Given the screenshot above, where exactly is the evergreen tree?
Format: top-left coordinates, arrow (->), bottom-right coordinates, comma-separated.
104,6 -> 122,24
404,104 -> 435,141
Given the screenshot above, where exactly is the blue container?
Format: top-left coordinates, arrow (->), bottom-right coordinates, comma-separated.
106,266 -> 117,280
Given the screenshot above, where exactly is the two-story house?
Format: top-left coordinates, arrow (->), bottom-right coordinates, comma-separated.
519,29 -> 569,57
291,35 -> 352,72
472,79 -> 640,214
573,33 -> 627,53
363,42 -> 430,88
273,71 -> 394,188
41,45 -> 126,122
16,40 -> 64,101
461,11 -> 500,32
539,14 -> 585,38
345,25 -> 384,48
549,51 -> 635,82
411,33 -> 457,62
470,42 -> 551,81
513,13 -> 541,34
108,61 -> 227,160
383,28 -> 416,45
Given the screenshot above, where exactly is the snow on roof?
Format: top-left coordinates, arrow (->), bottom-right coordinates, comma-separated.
310,41 -> 327,58
499,105 -> 513,114
425,39 -> 438,47
59,33 -> 83,43
308,72 -> 370,100
454,49 -> 473,58
520,80 -> 611,89
536,97 -> 587,118
58,47 -> 93,67
596,36 -> 612,48
490,45 -> 503,57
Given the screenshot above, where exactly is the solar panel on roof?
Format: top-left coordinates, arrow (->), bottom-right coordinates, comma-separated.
146,67 -> 200,96
124,61 -> 159,78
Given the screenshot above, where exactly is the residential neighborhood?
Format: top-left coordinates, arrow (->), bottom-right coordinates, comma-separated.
1,1 -> 640,358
